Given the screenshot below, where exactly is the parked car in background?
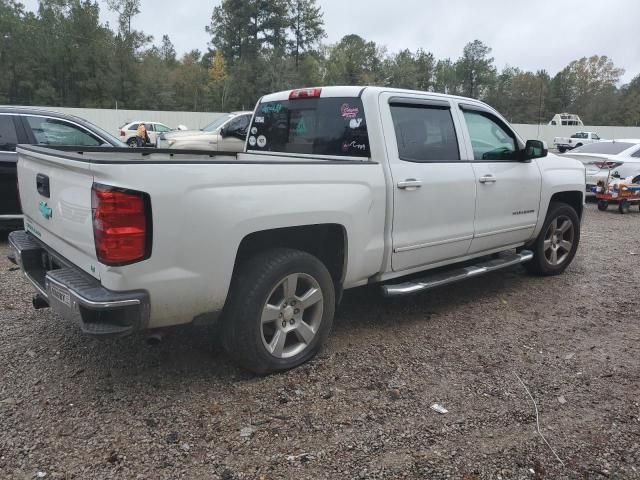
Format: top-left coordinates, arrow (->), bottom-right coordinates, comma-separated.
118,121 -> 175,147
157,111 -> 252,152
548,113 -> 583,126
0,107 -> 124,230
554,131 -> 602,153
562,140 -> 640,194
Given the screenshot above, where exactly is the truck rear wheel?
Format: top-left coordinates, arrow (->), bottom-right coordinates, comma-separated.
558,146 -> 567,153
222,248 -> 335,375
524,202 -> 580,276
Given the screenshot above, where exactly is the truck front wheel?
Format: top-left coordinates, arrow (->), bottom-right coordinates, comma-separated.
223,248 -> 335,375
524,202 -> 580,276
558,146 -> 567,153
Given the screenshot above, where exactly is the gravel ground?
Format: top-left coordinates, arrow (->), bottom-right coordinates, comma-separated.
1,202 -> 639,480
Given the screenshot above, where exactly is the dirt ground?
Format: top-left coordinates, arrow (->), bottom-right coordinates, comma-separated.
0,201 -> 639,480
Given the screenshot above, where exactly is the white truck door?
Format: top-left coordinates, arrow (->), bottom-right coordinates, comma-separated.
456,104 -> 542,254
381,94 -> 477,272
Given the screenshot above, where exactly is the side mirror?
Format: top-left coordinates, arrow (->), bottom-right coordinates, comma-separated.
522,140 -> 548,160
219,126 -> 227,138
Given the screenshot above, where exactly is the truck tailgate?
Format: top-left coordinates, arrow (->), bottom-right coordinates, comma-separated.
17,146 -> 99,278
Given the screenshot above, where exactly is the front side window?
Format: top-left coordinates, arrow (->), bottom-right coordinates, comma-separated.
0,116 -> 18,152
226,114 -> 250,135
26,117 -> 102,146
248,97 -> 370,158
462,110 -> 517,161
155,124 -> 171,133
390,104 -> 459,162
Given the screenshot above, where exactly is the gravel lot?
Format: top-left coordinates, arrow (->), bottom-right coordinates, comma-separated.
1,202 -> 639,480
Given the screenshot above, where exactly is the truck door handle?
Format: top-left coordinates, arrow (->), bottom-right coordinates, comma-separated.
397,179 -> 422,190
479,175 -> 497,184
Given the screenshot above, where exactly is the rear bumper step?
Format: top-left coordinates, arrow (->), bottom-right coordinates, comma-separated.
8,230 -> 149,336
382,250 -> 533,297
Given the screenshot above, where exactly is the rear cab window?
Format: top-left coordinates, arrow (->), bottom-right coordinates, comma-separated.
247,95 -> 370,158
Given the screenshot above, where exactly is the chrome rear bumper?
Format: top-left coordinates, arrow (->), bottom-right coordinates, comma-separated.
8,230 -> 149,336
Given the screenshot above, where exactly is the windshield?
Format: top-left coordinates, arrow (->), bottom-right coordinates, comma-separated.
202,115 -> 233,132
571,142 -> 636,155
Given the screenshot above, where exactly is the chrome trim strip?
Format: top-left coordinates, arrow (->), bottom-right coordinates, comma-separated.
394,235 -> 474,253
474,224 -> 536,239
0,214 -> 23,220
45,274 -> 141,309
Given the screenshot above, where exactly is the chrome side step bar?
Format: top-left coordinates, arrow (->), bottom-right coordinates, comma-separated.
382,250 -> 533,297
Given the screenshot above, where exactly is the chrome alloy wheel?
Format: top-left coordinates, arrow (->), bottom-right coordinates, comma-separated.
260,273 -> 324,359
543,215 -> 574,266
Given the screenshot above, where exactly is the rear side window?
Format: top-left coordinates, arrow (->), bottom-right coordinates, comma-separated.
248,97 -> 370,157
26,116 -> 102,146
0,116 -> 18,152
390,104 -> 459,162
128,123 -> 139,131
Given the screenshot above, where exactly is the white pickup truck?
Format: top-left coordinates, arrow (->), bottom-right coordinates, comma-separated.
554,131 -> 602,153
9,86 -> 585,374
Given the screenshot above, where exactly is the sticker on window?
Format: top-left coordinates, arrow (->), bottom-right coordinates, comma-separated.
254,116 -> 265,124
294,118 -> 307,134
248,136 -> 257,147
261,104 -> 283,114
342,141 -> 367,153
349,118 -> 363,129
251,127 -> 258,135
257,135 -> 267,148
341,104 -> 359,119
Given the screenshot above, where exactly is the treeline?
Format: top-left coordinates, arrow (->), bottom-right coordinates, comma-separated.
1,0 -> 640,125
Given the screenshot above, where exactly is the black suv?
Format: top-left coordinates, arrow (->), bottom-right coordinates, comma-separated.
0,108 -> 123,230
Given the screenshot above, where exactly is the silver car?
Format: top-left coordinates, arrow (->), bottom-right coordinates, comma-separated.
158,111 -> 252,152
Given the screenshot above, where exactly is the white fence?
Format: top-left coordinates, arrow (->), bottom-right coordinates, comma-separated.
3,106 -> 227,133
5,105 -> 640,146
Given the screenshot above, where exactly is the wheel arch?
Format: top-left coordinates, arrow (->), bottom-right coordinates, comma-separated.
233,224 -> 348,291
550,191 -> 584,220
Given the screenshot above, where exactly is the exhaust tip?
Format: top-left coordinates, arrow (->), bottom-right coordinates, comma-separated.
32,294 -> 50,310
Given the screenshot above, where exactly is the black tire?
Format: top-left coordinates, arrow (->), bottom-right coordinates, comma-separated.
618,199 -> 630,214
222,248 -> 335,375
597,200 -> 609,211
127,138 -> 137,147
558,147 -> 567,153
524,202 -> 580,276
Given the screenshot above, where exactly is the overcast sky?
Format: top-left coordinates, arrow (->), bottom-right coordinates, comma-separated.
22,0 -> 640,83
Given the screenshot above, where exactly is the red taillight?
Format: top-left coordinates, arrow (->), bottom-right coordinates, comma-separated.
120,130 -> 126,137
91,184 -> 151,266
289,88 -> 322,100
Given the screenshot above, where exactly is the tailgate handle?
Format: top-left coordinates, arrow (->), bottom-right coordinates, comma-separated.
36,173 -> 50,198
